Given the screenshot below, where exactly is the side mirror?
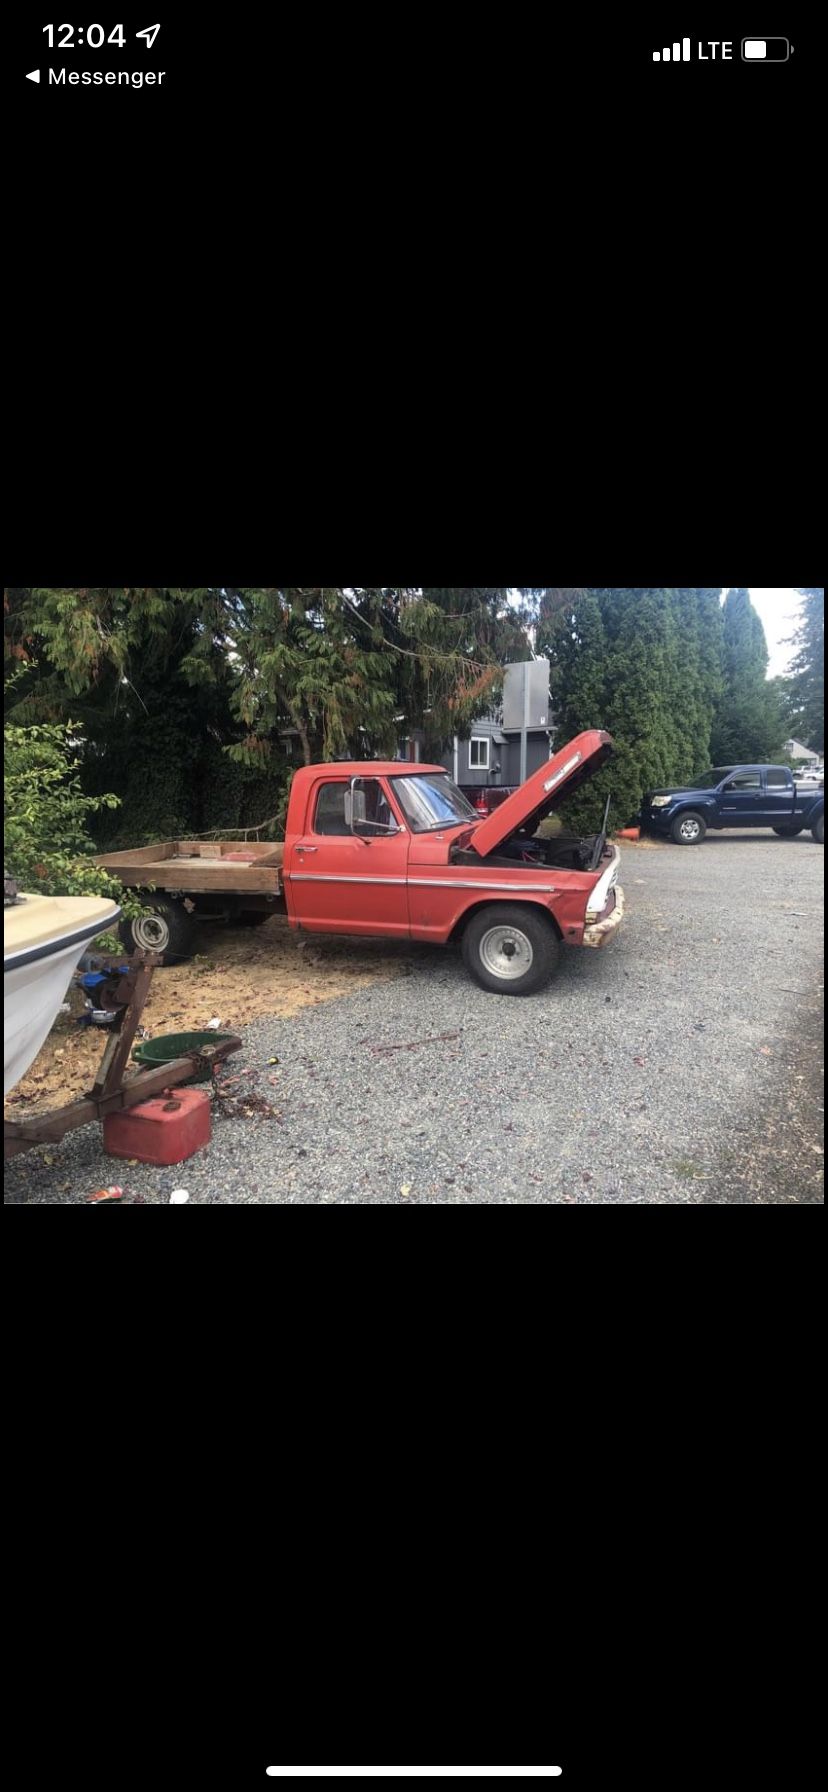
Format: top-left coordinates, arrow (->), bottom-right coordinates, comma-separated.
348,777 -> 400,838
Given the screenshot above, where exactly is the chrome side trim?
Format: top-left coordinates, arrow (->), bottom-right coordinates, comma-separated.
285,873 -> 559,893
288,873 -> 408,885
410,877 -> 559,893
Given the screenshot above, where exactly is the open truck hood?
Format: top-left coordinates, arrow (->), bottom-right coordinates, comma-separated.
469,729 -> 615,858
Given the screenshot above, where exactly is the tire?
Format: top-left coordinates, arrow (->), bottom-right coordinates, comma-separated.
232,910 -> 272,927
118,898 -> 199,961
461,904 -> 560,996
813,814 -> 824,845
671,811 -> 706,845
772,825 -> 803,836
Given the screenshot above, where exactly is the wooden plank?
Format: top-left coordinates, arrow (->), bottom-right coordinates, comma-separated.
149,865 -> 282,893
94,841 -> 176,867
175,840 -> 284,863
92,961 -> 156,1098
91,857 -> 189,883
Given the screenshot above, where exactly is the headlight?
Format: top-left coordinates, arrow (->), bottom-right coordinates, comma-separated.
650,796 -> 673,807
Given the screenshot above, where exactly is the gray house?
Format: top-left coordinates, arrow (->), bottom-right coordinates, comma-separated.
439,660 -> 554,793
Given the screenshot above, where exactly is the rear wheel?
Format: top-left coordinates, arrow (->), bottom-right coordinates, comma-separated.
813,814 -> 824,844
119,897 -> 198,962
772,825 -> 803,836
671,811 -> 706,845
461,904 -> 560,996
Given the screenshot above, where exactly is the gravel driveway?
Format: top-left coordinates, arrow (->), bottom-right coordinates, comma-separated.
6,832 -> 824,1204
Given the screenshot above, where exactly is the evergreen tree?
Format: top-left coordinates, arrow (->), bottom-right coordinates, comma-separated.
535,589 -> 726,831
783,588 -> 824,752
4,587 -> 532,838
537,588 -> 607,736
710,589 -> 784,763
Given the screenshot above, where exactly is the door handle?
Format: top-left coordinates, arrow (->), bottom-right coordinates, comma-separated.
296,845 -> 318,854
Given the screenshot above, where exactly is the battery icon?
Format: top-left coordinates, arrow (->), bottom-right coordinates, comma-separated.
742,38 -> 790,60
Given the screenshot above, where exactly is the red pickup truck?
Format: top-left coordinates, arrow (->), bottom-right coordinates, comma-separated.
103,729 -> 624,996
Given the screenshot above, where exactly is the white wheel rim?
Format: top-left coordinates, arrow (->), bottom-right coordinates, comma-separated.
479,924 -> 533,980
132,913 -> 171,951
680,818 -> 700,840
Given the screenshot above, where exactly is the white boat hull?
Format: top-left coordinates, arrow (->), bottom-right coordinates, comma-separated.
4,897 -> 121,1097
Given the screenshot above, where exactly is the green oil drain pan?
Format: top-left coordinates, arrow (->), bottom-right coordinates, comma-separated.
132,1031 -> 237,1084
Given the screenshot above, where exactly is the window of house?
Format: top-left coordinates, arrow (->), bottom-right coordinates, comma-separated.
723,773 -> 761,791
469,737 -> 490,770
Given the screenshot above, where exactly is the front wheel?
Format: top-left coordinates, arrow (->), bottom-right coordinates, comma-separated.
813,814 -> 824,844
119,897 -> 198,962
671,811 -> 707,845
461,904 -> 560,996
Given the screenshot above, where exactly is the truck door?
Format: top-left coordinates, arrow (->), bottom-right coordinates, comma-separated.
763,768 -> 798,825
289,775 -> 410,936
718,770 -> 763,825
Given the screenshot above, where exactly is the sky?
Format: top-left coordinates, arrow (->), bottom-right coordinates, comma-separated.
744,588 -> 803,678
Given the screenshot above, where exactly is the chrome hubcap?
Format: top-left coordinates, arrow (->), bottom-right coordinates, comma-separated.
479,924 -> 533,981
132,913 -> 171,951
680,818 -> 700,840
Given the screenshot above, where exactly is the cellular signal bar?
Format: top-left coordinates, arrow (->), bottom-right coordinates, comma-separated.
653,39 -> 691,61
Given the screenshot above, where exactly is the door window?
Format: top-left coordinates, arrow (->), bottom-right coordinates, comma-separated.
766,770 -> 790,787
723,773 -> 761,790
313,779 -> 397,836
313,783 -> 350,835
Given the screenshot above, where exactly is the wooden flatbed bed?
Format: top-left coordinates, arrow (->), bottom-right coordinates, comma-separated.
94,839 -> 285,896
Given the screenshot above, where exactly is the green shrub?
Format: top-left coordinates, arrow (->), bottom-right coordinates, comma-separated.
4,721 -> 142,919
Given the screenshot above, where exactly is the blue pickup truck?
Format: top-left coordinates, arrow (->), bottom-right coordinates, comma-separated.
640,765 -> 824,845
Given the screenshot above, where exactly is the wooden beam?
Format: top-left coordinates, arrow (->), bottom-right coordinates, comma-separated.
94,842 -> 176,867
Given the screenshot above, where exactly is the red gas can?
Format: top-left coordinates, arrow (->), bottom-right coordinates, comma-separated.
103,1088 -> 211,1165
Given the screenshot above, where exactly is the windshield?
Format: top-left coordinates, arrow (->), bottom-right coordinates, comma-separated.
686,767 -> 734,789
391,773 -> 478,832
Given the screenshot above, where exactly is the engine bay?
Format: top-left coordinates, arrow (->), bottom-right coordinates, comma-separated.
452,831 -> 605,872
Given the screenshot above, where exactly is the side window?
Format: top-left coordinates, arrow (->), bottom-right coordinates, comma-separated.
766,770 -> 790,788
312,779 -> 397,836
313,783 -> 350,835
469,737 -> 490,770
723,773 -> 761,791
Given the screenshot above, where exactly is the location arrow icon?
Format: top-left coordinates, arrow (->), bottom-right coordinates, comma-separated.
26,69 -> 41,83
